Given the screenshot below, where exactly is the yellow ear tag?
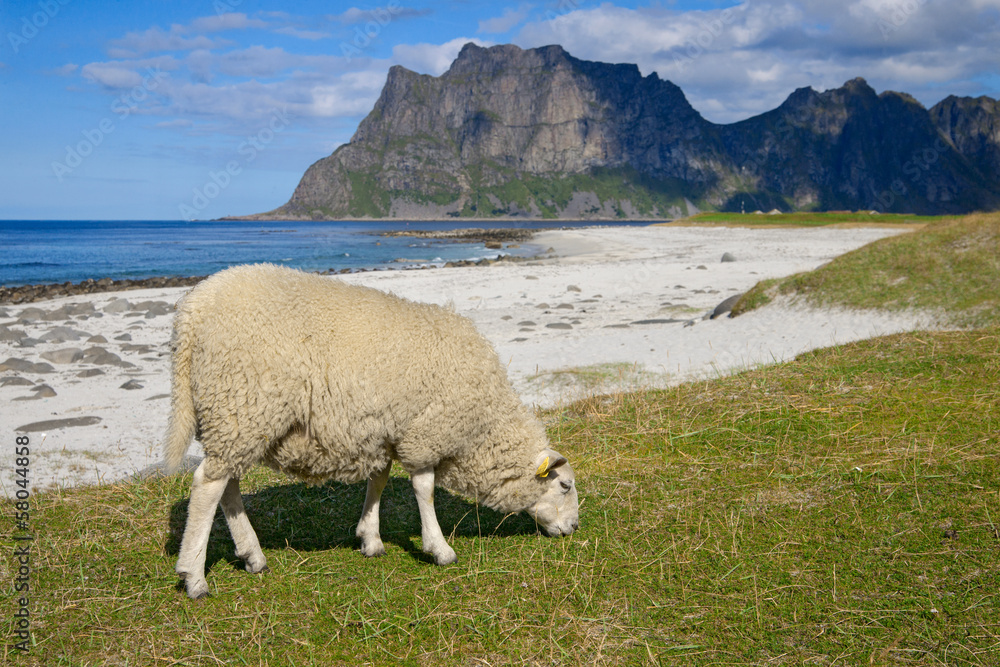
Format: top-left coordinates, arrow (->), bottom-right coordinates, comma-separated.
536,456 -> 550,478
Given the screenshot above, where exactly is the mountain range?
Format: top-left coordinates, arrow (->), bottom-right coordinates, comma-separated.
241,43 -> 1000,220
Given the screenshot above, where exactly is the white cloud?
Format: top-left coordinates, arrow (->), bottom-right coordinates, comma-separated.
50,63 -> 79,76
155,119 -> 195,129
478,6 -> 531,34
80,57 -> 178,89
188,13 -> 270,33
514,0 -> 1000,123
392,37 -> 493,76
274,27 -> 332,40
108,26 -> 229,58
330,5 -> 432,24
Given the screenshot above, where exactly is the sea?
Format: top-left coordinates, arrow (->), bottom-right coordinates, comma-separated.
0,219 -> 650,287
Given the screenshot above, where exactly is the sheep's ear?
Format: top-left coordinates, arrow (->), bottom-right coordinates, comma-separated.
535,451 -> 568,478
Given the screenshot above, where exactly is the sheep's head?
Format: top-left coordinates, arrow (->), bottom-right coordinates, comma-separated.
526,449 -> 579,537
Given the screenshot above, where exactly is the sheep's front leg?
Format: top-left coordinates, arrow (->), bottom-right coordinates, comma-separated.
219,477 -> 268,574
175,461 -> 229,599
410,467 -> 457,565
356,462 -> 392,557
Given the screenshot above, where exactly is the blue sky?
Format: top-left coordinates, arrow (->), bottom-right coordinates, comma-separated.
2,0 -> 999,220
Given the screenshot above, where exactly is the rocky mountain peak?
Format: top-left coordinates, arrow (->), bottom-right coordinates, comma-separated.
248,44 -> 1000,221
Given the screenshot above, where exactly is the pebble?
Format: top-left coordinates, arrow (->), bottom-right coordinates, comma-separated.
40,347 -> 84,364
17,307 -> 48,321
546,322 -> 573,330
120,379 -> 144,390
84,348 -> 132,367
0,327 -> 27,342
710,294 -> 744,320
0,376 -> 34,387
103,299 -> 132,314
0,357 -> 55,373
40,326 -> 90,343
631,318 -> 683,325
15,416 -> 102,432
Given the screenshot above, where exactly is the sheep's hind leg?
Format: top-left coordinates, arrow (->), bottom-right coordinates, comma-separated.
175,461 -> 229,599
356,462 -> 391,557
410,467 -> 457,565
220,477 -> 268,574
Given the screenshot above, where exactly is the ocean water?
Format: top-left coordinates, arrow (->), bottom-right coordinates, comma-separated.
0,220 -> 644,287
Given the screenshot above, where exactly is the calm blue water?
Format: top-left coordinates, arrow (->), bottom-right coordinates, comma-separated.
0,220 -> 647,287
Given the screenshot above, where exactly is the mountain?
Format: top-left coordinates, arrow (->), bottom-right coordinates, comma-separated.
930,95 -> 1000,186
246,43 -> 1000,220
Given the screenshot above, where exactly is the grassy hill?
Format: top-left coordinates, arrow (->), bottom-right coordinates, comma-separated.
4,213 -> 999,665
730,212 -> 1000,328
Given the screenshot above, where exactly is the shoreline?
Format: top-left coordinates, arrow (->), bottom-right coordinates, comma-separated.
2,224 -> 931,495
0,228 -> 558,305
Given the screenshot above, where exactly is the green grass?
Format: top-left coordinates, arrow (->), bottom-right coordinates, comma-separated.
4,328 -> 999,665
455,166 -> 697,219
732,213 -> 1000,327
5,212 -> 1000,664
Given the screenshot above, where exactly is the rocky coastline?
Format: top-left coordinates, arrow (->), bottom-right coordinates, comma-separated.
0,275 -> 208,306
1,229 -> 548,305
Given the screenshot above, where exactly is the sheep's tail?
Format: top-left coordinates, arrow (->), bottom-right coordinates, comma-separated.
163,307 -> 197,474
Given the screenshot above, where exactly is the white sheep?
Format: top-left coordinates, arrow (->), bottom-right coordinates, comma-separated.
164,263 -> 579,598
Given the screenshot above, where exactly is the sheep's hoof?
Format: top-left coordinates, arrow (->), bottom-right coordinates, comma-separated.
433,549 -> 458,566
244,559 -> 269,574
185,581 -> 211,600
359,541 -> 387,558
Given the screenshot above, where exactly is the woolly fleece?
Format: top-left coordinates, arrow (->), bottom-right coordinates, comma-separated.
164,263 -> 555,514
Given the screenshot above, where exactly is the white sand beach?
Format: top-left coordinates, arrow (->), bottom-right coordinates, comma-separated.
1,224 -> 936,495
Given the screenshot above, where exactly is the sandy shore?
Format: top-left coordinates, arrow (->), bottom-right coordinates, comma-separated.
1,225 -> 935,496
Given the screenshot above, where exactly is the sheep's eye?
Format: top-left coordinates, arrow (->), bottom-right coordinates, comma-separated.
559,480 -> 572,493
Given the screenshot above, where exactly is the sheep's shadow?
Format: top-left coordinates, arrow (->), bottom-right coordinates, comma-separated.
164,474 -> 540,577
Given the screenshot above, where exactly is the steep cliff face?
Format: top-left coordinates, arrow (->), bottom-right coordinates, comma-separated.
261,43 -> 1000,220
931,95 -> 1000,185
720,79 -> 999,214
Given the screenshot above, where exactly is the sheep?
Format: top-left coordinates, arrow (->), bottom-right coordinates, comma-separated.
164,263 -> 579,598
